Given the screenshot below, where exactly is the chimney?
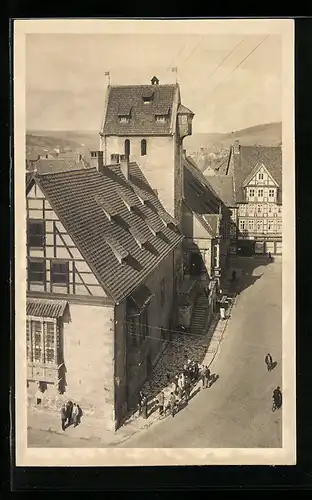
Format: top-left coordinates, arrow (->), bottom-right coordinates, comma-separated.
233,140 -> 240,155
120,155 -> 129,181
89,151 -> 103,171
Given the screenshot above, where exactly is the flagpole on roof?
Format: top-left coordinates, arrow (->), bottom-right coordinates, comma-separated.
172,66 -> 178,83
105,71 -> 111,86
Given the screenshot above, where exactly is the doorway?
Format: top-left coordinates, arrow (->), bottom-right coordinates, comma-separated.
189,252 -> 203,277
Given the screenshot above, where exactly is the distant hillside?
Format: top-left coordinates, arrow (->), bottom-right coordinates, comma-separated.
184,122 -> 282,154
26,131 -> 100,159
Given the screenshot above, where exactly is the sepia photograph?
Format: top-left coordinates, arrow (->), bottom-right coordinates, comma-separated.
14,19 -> 295,466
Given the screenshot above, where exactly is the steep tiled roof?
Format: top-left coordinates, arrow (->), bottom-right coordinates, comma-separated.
34,164 -> 183,302
183,158 -> 221,215
102,84 -> 177,136
204,175 -> 235,207
232,146 -> 282,203
27,158 -> 88,175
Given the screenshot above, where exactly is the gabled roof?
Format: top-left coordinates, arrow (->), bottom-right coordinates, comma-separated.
242,162 -> 278,187
204,175 -> 235,207
231,145 -> 282,203
32,164 -> 183,302
102,84 -> 177,136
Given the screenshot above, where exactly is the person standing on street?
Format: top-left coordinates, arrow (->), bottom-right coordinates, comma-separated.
200,365 -> 206,388
158,391 -> 164,416
272,386 -> 282,409
177,374 -> 184,399
204,366 -> 211,388
169,392 -> 177,418
65,400 -> 73,427
71,403 -> 80,427
60,403 -> 67,431
265,353 -> 273,371
141,394 -> 148,419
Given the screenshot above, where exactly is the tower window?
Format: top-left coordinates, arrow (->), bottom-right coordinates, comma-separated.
141,139 -> 147,156
124,139 -> 130,159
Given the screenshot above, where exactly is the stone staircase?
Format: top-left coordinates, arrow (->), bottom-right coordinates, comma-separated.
189,291 -> 208,336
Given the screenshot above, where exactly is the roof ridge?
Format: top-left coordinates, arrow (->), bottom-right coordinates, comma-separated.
36,165 -> 96,176
109,84 -> 177,88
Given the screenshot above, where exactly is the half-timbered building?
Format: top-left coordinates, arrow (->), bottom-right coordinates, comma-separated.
26,159 -> 183,431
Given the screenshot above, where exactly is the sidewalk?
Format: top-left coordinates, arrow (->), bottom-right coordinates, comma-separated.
28,271 -> 240,446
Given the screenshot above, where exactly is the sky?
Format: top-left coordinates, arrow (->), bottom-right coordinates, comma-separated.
26,33 -> 282,134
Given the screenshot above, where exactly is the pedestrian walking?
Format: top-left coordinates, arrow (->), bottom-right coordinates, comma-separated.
65,400 -> 73,426
60,403 -> 67,431
184,380 -> 191,401
138,391 -> 144,415
204,366 -> 211,388
169,392 -> 177,418
173,374 -> 179,395
232,270 -> 236,281
158,391 -> 165,416
272,386 -> 282,410
141,394 -> 148,419
265,353 -> 273,371
177,374 -> 184,399
71,403 -> 80,427
200,365 -> 206,388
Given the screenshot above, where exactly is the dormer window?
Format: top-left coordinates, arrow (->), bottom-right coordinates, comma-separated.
94,195 -> 118,221
119,116 -> 130,123
155,115 -> 166,123
117,104 -> 131,123
142,89 -> 154,104
106,236 -> 129,264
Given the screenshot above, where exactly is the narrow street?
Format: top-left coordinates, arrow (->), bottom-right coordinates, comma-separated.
119,257 -> 282,448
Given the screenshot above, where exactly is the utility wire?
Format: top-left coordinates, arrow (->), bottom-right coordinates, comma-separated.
206,39 -> 245,80
178,36 -> 204,68
209,35 -> 269,96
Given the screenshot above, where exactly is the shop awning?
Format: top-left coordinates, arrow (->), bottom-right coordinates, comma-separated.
129,284 -> 154,312
27,298 -> 68,319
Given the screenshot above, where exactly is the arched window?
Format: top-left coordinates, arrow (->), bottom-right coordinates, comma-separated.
141,139 -> 147,156
124,139 -> 130,159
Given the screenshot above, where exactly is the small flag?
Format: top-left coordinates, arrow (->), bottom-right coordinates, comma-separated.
105,71 -> 110,76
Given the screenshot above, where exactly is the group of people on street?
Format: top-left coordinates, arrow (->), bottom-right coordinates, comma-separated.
60,400 -> 81,431
138,358 -> 213,420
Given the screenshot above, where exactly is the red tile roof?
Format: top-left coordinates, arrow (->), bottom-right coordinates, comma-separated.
34,164 -> 183,302
102,84 -> 177,136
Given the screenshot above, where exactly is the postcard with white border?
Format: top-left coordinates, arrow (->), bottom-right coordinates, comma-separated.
14,18 -> 296,466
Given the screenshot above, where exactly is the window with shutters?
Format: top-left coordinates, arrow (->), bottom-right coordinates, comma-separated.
26,318 -> 61,366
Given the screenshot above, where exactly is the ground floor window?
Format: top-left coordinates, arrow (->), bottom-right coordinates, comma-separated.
26,317 -> 61,365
